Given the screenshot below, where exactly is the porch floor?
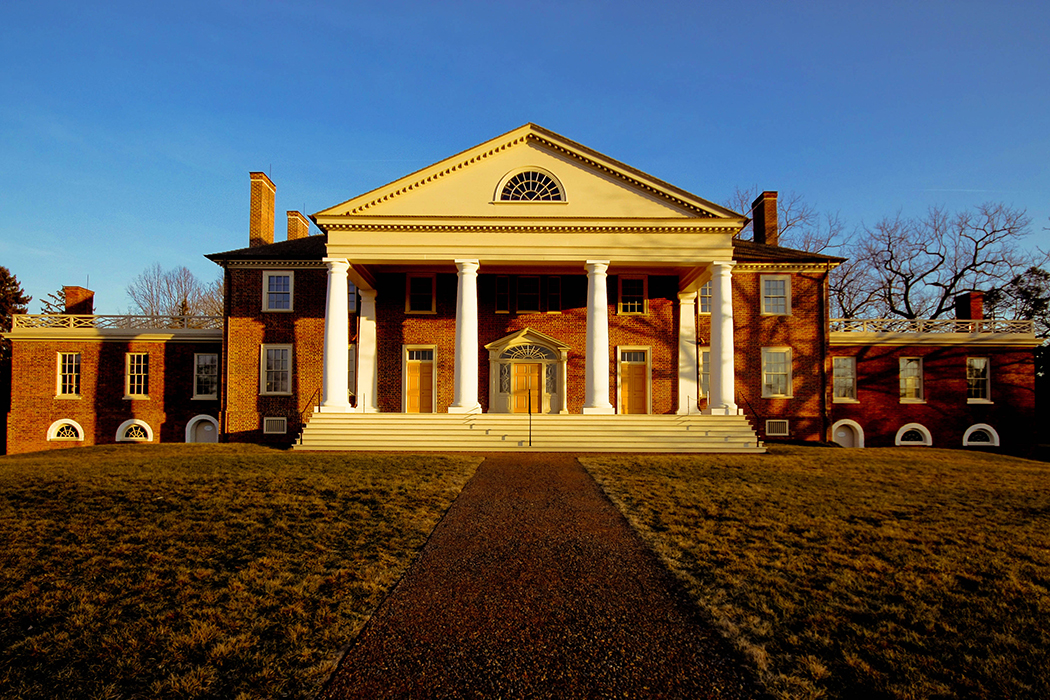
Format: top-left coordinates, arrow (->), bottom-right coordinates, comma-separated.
294,412 -> 764,453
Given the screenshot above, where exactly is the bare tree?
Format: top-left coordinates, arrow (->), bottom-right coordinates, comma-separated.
726,186 -> 844,254
126,264 -> 223,318
39,288 -> 66,314
859,203 -> 1040,319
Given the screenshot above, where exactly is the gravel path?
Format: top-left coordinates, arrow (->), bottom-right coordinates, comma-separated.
319,453 -> 760,699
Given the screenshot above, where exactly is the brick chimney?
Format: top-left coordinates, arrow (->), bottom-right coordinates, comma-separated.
249,172 -> 276,247
287,211 -> 310,241
955,291 -> 985,320
751,191 -> 779,246
63,286 -> 94,315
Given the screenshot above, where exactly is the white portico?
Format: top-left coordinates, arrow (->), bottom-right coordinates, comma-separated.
309,124 -> 749,433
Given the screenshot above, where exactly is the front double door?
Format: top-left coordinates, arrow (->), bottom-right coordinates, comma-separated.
511,363 -> 542,414
406,350 -> 434,413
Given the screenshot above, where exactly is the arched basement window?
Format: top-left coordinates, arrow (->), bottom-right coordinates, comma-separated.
499,171 -> 564,201
47,419 -> 85,442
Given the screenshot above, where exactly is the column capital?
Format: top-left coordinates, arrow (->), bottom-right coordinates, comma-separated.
678,291 -> 698,303
358,288 -> 377,302
585,260 -> 610,274
322,257 -> 350,272
454,259 -> 480,273
711,260 -> 736,272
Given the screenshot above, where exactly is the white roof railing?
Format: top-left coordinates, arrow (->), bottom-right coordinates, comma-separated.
830,318 -> 1035,335
11,314 -> 223,331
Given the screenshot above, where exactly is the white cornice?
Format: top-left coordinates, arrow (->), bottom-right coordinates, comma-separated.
5,329 -> 222,343
830,332 -> 1042,348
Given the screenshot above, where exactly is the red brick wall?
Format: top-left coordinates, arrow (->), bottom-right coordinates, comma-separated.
6,338 -> 220,455
221,266 -> 327,445
830,343 -> 1037,451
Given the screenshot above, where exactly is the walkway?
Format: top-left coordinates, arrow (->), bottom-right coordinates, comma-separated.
319,454 -> 759,699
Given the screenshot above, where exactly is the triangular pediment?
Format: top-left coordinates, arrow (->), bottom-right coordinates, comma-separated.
484,328 -> 571,358
315,124 -> 740,221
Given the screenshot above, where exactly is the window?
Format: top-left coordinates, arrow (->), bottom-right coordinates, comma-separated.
499,171 -> 564,201
900,357 -> 923,402
125,353 -> 149,398
700,348 -> 710,398
348,281 -> 358,314
47,419 -> 84,441
699,282 -> 712,314
194,353 -> 218,399
58,352 -> 80,396
408,349 -> 434,361
347,344 -> 357,398
117,419 -> 153,442
762,348 -> 792,398
495,276 -> 510,313
261,345 -> 292,395
517,276 -> 540,313
832,357 -> 857,402
761,275 -> 791,315
263,271 -> 293,311
547,276 -> 561,313
406,274 -> 436,313
895,423 -> 932,446
963,423 -> 1000,447
967,357 -> 990,402
618,276 -> 647,314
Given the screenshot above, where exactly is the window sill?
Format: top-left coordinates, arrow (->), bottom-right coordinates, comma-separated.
760,311 -> 792,317
260,392 -> 293,397
123,395 -> 150,400
405,310 -> 437,315
761,394 -> 794,400
967,398 -> 993,404
546,310 -> 562,315
192,395 -> 218,401
899,398 -> 926,404
55,395 -> 82,400
617,311 -> 648,316
833,398 -> 860,404
262,308 -> 294,313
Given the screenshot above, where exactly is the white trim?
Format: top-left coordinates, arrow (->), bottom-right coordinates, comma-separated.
760,274 -> 792,316
831,419 -> 865,448
56,351 -> 81,397
185,414 -> 219,443
116,418 -> 154,442
617,345 -> 652,415
402,344 -> 438,413
899,356 -> 924,403
895,423 -> 932,446
617,274 -> 648,315
761,346 -> 793,398
260,344 -> 293,396
192,352 -> 219,400
124,352 -> 149,399
262,270 -> 295,312
47,419 -> 85,442
963,423 -> 1000,447
966,356 -> 991,403
832,356 -> 858,403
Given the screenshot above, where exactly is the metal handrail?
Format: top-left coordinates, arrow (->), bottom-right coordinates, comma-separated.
298,387 -> 322,444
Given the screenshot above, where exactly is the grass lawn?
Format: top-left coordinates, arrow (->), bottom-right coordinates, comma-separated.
581,447 -> 1050,700
0,444 -> 480,700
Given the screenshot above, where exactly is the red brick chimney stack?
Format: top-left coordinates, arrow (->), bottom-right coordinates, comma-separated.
249,172 -> 276,248
751,191 -> 779,246
63,286 -> 94,315
287,211 -> 310,241
955,291 -> 985,320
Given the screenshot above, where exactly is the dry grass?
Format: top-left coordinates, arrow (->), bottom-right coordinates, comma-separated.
581,446 -> 1050,700
0,444 -> 480,700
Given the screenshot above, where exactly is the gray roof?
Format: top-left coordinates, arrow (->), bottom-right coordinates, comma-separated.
206,234 -> 327,264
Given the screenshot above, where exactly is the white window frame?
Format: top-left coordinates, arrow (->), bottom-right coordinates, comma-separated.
57,352 -> 81,397
899,357 -> 924,403
761,274 -> 791,316
348,281 -> 358,314
963,423 -> 1000,447
125,352 -> 149,399
698,281 -> 712,315
47,419 -> 85,442
193,353 -> 219,400
617,275 -> 648,315
832,356 -> 858,403
347,344 -> 357,399
761,347 -> 793,398
260,344 -> 293,396
966,357 -> 992,403
402,344 -> 438,413
895,422 -> 932,446
405,273 -> 437,314
262,270 -> 294,312
699,346 -> 710,399
116,418 -> 154,442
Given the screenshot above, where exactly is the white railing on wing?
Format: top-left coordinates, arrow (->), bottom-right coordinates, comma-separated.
830,318 -> 1035,335
11,314 -> 223,331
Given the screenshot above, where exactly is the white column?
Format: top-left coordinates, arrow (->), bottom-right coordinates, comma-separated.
357,289 -> 378,413
320,258 -> 351,412
583,260 -> 614,414
677,291 -> 698,415
706,261 -> 738,415
448,259 -> 481,414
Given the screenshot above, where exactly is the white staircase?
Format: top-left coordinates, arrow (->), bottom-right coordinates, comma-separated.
294,413 -> 764,453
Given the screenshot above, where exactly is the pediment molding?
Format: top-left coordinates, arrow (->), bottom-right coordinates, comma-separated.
323,220 -> 740,235
484,327 -> 571,358
317,124 -> 739,220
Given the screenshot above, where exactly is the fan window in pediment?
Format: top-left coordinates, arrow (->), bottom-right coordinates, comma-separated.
500,171 -> 564,201
501,344 -> 556,361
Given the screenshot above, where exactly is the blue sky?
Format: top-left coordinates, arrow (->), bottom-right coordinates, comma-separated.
2,0 -> 1048,313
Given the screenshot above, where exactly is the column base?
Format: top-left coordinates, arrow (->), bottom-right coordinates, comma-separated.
448,404 -> 482,414
318,403 -> 353,413
703,405 -> 740,416
582,406 -> 615,415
